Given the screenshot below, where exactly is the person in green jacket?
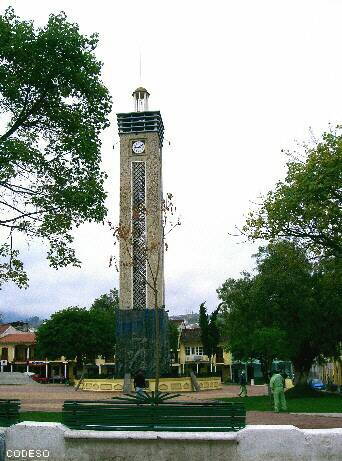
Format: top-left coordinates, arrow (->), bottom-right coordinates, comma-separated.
270,370 -> 287,412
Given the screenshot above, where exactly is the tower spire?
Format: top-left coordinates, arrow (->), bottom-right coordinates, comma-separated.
132,87 -> 150,112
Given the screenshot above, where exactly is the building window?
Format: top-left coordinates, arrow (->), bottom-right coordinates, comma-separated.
193,346 -> 203,355
185,347 -> 191,356
190,347 -> 204,356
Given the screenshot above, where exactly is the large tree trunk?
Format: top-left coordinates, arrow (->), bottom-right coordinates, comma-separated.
293,363 -> 311,386
293,353 -> 315,386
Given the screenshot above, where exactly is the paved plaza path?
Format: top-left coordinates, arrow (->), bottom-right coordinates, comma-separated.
0,383 -> 340,429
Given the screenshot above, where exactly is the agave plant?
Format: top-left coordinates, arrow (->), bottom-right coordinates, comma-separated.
113,391 -> 180,406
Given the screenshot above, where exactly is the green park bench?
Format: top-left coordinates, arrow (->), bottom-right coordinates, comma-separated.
62,400 -> 246,432
0,399 -> 20,427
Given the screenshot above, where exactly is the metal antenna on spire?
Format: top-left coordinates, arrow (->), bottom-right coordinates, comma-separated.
139,50 -> 142,84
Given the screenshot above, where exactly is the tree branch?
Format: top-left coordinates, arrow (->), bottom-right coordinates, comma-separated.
0,182 -> 38,196
0,208 -> 43,225
0,89 -> 47,141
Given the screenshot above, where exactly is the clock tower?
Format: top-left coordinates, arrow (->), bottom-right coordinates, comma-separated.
115,88 -> 169,378
117,87 -> 165,310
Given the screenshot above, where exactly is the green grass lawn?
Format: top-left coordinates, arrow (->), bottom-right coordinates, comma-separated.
219,388 -> 342,413
17,389 -> 342,423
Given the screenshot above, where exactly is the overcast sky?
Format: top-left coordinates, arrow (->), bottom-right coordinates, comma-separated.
1,0 -> 342,319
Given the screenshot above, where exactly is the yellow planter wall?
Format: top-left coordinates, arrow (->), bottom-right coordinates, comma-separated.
76,376 -> 222,392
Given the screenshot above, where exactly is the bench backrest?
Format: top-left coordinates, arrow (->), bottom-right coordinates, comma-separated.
0,399 -> 20,427
62,401 -> 246,432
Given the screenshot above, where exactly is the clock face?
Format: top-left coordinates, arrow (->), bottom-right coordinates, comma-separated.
132,140 -> 145,154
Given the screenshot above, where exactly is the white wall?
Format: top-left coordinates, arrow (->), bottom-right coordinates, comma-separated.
3,422 -> 342,461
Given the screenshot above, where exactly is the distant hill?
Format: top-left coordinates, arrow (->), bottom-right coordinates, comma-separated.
1,311 -> 22,323
25,316 -> 43,328
184,313 -> 199,323
1,312 -> 44,328
170,313 -> 199,325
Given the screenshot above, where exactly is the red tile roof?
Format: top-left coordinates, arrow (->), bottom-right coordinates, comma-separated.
0,333 -> 36,344
0,324 -> 11,334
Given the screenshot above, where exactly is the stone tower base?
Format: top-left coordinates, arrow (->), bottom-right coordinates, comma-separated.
115,309 -> 170,379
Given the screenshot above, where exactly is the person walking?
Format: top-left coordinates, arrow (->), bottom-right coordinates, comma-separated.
270,370 -> 287,412
238,370 -> 247,397
134,369 -> 146,397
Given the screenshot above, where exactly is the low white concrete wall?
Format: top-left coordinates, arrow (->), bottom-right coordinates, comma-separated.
5,422 -> 66,461
3,422 -> 342,461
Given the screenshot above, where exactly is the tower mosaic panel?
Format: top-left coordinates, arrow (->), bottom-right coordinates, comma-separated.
132,161 -> 146,309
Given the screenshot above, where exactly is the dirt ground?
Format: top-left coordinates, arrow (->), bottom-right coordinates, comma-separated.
0,383 -> 341,429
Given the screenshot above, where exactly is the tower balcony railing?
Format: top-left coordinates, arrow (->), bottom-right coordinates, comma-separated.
116,111 -> 164,145
185,355 -> 210,363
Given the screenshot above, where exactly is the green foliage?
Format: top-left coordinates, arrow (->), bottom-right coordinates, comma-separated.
208,308 -> 221,358
88,289 -> 118,357
90,289 -> 119,315
0,243 -> 28,288
311,257 -> 342,360
199,302 -> 210,356
35,305 -> 115,363
0,7 -> 112,287
169,320 -> 179,360
217,273 -> 287,382
199,302 -> 221,358
242,129 -> 342,259
218,242 -> 342,384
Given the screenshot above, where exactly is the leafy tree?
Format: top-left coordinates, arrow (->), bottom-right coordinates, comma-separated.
0,7 -> 112,288
89,289 -> 118,356
89,308 -> 115,362
242,129 -> 342,259
254,242 -> 322,384
168,320 -> 179,363
218,242 -> 342,385
218,274 -> 287,383
311,257 -> 342,361
90,289 -> 119,315
199,302 -> 221,366
199,302 -> 210,356
251,326 -> 287,383
35,306 -> 115,367
208,308 -> 220,358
